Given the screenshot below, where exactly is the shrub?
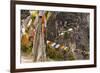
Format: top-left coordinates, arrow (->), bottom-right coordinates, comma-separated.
46,45 -> 64,61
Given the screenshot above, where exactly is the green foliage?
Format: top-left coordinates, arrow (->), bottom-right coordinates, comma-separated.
64,47 -> 70,52
46,45 -> 64,61
31,16 -> 36,21
28,41 -> 33,52
21,44 -> 28,53
85,54 -> 89,59
46,45 -> 76,61
21,41 -> 33,53
68,52 -> 75,60
64,31 -> 69,40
